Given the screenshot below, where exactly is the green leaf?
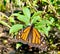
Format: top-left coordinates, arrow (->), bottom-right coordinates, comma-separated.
11,13 -> 29,25
35,20 -> 50,26
35,25 -> 51,36
42,0 -> 47,2
9,24 -> 23,33
42,27 -> 48,36
58,26 -> 60,30
56,23 -> 60,30
17,15 -> 29,25
0,21 -> 11,28
32,11 -> 42,17
49,17 -> 54,24
31,16 -> 40,24
16,43 -> 22,49
44,26 -> 51,36
9,16 -> 15,23
11,13 -> 20,16
23,7 -> 31,19
35,20 -> 51,36
3,0 -> 6,6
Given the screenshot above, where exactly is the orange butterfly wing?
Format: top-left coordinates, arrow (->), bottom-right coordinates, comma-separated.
16,26 -> 47,51
17,26 -> 41,44
16,27 -> 31,41
32,28 -> 41,44
20,27 -> 31,41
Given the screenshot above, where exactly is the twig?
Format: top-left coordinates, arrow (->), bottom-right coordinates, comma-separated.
42,5 -> 48,18
0,12 -> 9,19
10,1 -> 13,14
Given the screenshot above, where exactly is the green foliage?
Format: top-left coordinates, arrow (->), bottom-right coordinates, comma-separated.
16,42 -> 22,49
31,16 -> 40,24
32,11 -> 42,17
23,7 -> 31,19
9,7 -> 31,25
0,7 -> 56,36
0,0 -> 60,36
9,24 -> 23,34
0,21 -> 11,28
56,23 -> 60,30
0,0 -> 60,52
9,7 -> 55,36
9,16 -> 15,23
35,17 -> 54,36
11,13 -> 29,25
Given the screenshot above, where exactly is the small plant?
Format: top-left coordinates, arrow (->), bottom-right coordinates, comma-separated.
9,7 -> 54,36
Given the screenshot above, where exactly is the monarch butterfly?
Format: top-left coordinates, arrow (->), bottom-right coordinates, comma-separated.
16,25 -> 47,51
